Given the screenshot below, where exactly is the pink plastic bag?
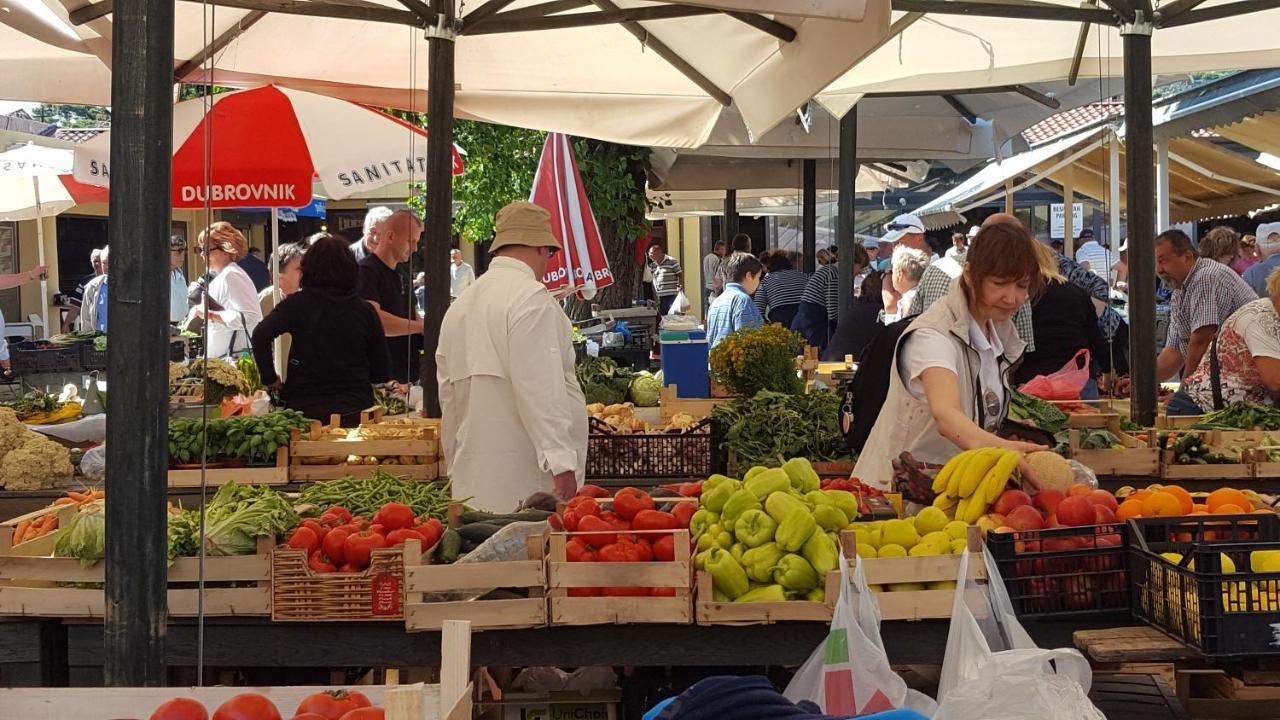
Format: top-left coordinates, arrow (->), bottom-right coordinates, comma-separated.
1018,349 -> 1090,401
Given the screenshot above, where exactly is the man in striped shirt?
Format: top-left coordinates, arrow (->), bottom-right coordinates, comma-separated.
647,242 -> 684,314
753,252 -> 809,327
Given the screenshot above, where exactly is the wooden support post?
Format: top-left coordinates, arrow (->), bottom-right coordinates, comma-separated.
1063,164 -> 1076,257
836,107 -> 858,318
802,158 -> 817,274
1123,17 -> 1157,427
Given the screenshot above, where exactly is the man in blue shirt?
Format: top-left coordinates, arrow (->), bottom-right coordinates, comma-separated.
707,252 -> 764,348
1242,222 -> 1280,298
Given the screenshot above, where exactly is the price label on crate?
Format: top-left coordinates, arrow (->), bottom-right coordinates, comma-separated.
370,571 -> 401,616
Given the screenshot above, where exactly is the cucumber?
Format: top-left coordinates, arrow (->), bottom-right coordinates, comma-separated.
438,529 -> 463,563
458,509 -> 553,525
457,522 -> 504,543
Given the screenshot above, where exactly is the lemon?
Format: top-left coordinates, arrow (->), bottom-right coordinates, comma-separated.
851,528 -> 871,546
887,582 -> 925,592
950,538 -> 968,554
927,580 -> 956,590
881,519 -> 920,550
921,531 -> 952,554
909,543 -> 942,557
944,520 -> 969,541
855,543 -> 878,559
913,507 -> 949,535
877,543 -> 908,558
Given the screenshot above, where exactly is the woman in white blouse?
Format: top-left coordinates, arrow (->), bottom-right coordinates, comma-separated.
188,222 -> 262,358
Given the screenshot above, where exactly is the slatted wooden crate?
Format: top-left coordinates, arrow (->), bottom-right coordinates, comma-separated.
1070,424 -> 1160,477
0,536 -> 272,617
843,528 -> 982,621
405,535 -> 547,632
694,570 -> 838,626
0,503 -> 77,557
546,530 -> 692,625
168,446 -> 290,487
289,420 -> 438,482
271,539 -> 423,622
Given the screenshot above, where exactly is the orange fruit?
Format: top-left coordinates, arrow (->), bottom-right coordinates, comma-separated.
1191,503 -> 1210,514
1207,488 -> 1251,513
1160,485 -> 1194,514
1212,503 -> 1246,515
1116,498 -> 1145,522
1131,489 -> 1153,503
1142,492 -> 1183,518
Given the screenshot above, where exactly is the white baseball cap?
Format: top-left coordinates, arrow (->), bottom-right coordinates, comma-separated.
967,225 -> 980,239
881,213 -> 926,244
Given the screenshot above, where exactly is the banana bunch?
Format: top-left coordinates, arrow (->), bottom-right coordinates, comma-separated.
930,448 -> 1022,523
22,401 -> 82,425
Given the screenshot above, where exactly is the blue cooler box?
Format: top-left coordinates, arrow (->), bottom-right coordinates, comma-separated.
660,336 -> 709,398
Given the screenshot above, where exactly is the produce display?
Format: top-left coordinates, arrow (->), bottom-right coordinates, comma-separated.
296,422 -> 437,467
436,506 -> 553,564
165,483 -> 298,561
708,322 -> 805,397
0,406 -> 76,490
236,353 -> 263,393
372,384 -> 407,415
295,471 -> 454,521
847,511 -> 973,591
575,356 -> 659,407
927,447 -> 1061,522
1007,390 -> 1068,433
0,387 -> 83,425
1158,432 -> 1242,465
8,488 -> 103,545
711,390 -> 849,468
148,689 -> 384,720
586,402 -> 698,434
1192,400 -> 1280,430
171,358 -> 252,403
285,500 -> 444,574
1113,483 -> 1267,520
688,458 -> 856,603
169,411 -> 312,465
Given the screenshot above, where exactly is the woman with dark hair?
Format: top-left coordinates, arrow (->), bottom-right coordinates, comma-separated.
752,251 -> 810,327
853,220 -> 1051,489
251,234 -> 390,426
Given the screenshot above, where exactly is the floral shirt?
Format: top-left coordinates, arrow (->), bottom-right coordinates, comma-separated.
1184,298 -> 1280,410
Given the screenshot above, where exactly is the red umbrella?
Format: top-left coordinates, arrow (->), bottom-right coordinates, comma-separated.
529,133 -> 612,300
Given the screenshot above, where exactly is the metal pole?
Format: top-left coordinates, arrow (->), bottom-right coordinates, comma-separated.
104,0 -> 173,685
32,179 -> 49,337
421,1 -> 457,417
1123,16 -> 1157,427
1155,138 -> 1170,232
837,107 -> 857,316
802,158 -> 817,274
1063,165 -> 1076,258
722,189 -> 738,245
1109,129 -> 1121,248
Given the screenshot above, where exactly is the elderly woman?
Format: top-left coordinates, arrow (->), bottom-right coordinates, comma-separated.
882,245 -> 929,323
1172,267 -> 1280,415
1199,226 -> 1243,271
188,222 -> 263,358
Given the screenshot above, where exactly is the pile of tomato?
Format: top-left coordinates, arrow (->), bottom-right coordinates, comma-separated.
151,689 -> 381,720
285,502 -> 444,574
549,485 -> 692,598
820,476 -> 884,497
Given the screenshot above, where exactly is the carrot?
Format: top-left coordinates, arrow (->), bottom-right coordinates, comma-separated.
66,491 -> 89,502
12,520 -> 30,545
54,497 -> 78,506
89,489 -> 106,500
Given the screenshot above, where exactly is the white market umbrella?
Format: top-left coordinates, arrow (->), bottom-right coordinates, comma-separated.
4,0 -> 892,148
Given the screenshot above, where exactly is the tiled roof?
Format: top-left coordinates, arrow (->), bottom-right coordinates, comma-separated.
53,127 -> 108,144
1021,101 -> 1125,144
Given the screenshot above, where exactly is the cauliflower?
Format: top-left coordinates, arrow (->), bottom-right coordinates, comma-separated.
0,411 -> 28,461
0,433 -> 74,490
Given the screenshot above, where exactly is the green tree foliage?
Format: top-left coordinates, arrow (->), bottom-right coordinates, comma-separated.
29,104 -> 110,128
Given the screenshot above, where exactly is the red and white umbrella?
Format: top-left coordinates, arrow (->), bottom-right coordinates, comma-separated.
72,84 -> 463,208
530,133 -> 612,301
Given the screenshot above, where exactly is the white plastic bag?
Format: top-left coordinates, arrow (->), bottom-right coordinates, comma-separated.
934,549 -> 1103,720
671,288 -> 691,314
784,554 -> 938,716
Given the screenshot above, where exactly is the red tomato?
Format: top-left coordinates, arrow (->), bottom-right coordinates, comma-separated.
292,715 -> 330,720
547,513 -> 565,531
565,496 -> 601,517
344,692 -> 370,709
287,526 -> 320,555
631,510 -> 678,532
417,522 -> 443,550
211,693 -> 282,720
308,550 -> 337,574
374,502 -> 415,530
565,537 -> 597,562
560,509 -> 581,531
612,487 -> 654,521
344,530 -> 387,569
299,519 -> 329,541
651,587 -> 677,597
322,528 -> 351,566
576,484 -> 610,498
600,511 -> 630,531
337,709 -> 383,720
601,586 -> 651,597
652,534 -> 676,562
575,515 -> 617,545
338,562 -> 361,573
151,697 -> 209,720
294,691 -> 368,720
385,528 -> 426,547
671,502 -> 696,528
323,506 -> 352,524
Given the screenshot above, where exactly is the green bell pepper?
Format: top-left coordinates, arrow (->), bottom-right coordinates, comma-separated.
743,466 -> 768,483
772,553 -> 819,592
713,588 -> 730,603
764,491 -> 808,524
742,542 -> 784,583
720,488 -> 762,528
695,548 -> 712,571
812,504 -> 848,532
744,467 -> 790,500
705,547 -> 749,600
805,490 -> 833,506
822,490 -> 860,523
783,457 -> 821,493
729,542 -> 746,565
734,508 -> 777,548
690,508 -> 719,538
703,473 -> 736,492
776,507 -> 817,552
698,524 -> 733,551
701,478 -> 741,513
805,587 -> 826,603
735,584 -> 787,603
802,528 -> 838,578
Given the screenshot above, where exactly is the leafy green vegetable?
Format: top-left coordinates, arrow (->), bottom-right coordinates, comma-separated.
54,501 -> 106,568
629,373 -> 662,407
1008,390 -> 1069,433
1193,401 -> 1280,431
200,482 -> 298,556
167,510 -> 200,564
576,356 -> 634,405
711,390 -> 850,468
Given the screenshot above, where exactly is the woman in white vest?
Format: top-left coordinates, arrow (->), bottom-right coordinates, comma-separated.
854,220 -> 1052,490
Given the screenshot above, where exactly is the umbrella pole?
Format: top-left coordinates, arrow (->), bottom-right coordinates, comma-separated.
32,177 -> 49,338
271,207 -> 283,376
836,107 -> 857,319
421,0 -> 457,417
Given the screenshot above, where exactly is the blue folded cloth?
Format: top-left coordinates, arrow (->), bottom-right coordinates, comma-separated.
643,676 -> 929,720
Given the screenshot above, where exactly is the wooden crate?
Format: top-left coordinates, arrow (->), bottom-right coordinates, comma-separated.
0,536 -> 272,617
1156,414 -> 1205,429
272,539 -> 422,622
1070,426 -> 1160,477
168,447 -> 289,487
1160,449 -> 1253,481
0,620 -> 474,720
657,385 -> 731,422
0,503 -> 77,557
405,535 -> 547,632
842,529 -> 983,621
1064,411 -> 1121,429
546,530 -> 692,625
694,570 -> 838,626
1177,668 -> 1280,720
289,420 -> 439,482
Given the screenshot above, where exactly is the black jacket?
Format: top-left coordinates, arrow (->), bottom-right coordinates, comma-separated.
251,285 -> 391,424
1013,279 -> 1109,384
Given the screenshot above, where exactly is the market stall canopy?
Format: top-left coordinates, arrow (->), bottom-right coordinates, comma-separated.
916,126 -> 1280,225
0,144 -> 107,220
815,5 -> 1280,106
0,6 -> 111,105
70,85 -> 463,207
4,0 -> 892,148
648,151 -> 930,191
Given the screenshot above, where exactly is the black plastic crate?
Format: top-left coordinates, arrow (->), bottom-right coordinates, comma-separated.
169,339 -> 188,362
1129,514 -> 1280,658
586,416 -> 719,479
597,344 -> 652,372
185,336 -> 204,360
10,341 -> 80,376
79,341 -> 107,371
985,522 -> 1130,618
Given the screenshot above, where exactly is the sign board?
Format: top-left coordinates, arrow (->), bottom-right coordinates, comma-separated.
1050,203 -> 1085,240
